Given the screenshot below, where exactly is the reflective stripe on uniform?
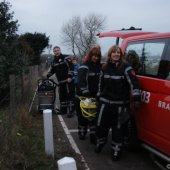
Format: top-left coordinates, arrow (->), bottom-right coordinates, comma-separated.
99,97 -> 129,104
97,103 -> 105,126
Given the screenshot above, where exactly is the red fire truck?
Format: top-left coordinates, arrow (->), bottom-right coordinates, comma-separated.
97,27 -> 170,165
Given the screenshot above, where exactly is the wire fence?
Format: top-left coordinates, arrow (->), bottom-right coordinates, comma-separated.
0,63 -> 47,117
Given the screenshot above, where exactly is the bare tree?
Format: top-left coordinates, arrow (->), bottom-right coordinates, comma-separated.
61,13 -> 106,59
61,16 -> 82,56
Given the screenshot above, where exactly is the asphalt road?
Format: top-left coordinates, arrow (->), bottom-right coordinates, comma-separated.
58,113 -> 160,170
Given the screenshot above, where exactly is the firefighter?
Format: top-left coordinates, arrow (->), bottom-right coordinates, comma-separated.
47,46 -> 74,117
94,45 -> 141,161
75,46 -> 102,144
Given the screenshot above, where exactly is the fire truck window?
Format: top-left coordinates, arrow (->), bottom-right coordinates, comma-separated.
126,42 -> 166,78
143,42 -> 164,77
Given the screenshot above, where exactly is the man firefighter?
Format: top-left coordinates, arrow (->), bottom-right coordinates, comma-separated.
47,46 -> 74,117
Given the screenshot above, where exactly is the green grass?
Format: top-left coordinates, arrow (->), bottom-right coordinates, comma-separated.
0,105 -> 55,170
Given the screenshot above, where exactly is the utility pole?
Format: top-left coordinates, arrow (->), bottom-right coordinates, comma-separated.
48,44 -> 52,57
47,44 -> 52,67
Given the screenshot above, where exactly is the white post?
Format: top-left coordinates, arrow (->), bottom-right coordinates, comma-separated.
57,157 -> 77,170
43,109 -> 54,158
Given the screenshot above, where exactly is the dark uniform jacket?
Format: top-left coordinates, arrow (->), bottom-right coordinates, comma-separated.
76,62 -> 101,97
47,54 -> 74,84
98,62 -> 141,104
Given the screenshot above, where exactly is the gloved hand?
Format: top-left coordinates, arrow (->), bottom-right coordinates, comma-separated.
47,73 -> 52,78
83,91 -> 90,97
67,78 -> 72,83
96,92 -> 100,102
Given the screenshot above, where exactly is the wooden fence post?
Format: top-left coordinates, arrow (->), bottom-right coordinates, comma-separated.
29,66 -> 34,90
21,71 -> 25,100
34,65 -> 39,80
10,74 -> 16,117
21,70 -> 28,103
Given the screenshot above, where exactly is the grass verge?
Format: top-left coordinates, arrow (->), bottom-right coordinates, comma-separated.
0,105 -> 86,170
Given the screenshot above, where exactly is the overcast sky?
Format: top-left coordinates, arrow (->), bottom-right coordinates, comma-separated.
7,0 -> 170,54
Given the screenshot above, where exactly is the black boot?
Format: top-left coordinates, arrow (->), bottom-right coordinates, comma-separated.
111,141 -> 122,161
90,134 -> 96,145
94,145 -> 103,153
60,107 -> 67,115
112,150 -> 121,161
94,137 -> 106,153
67,112 -> 74,118
78,126 -> 87,140
79,135 -> 86,140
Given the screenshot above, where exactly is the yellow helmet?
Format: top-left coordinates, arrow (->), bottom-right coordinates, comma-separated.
80,97 -> 97,121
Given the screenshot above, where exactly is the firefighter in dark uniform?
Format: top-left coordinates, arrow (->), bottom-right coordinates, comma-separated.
75,46 -> 102,144
95,45 -> 141,161
47,46 -> 74,117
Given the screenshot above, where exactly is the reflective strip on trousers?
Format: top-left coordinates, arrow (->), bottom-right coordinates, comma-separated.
78,125 -> 87,135
111,141 -> 122,151
89,126 -> 96,134
97,137 -> 107,146
97,103 -> 105,126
